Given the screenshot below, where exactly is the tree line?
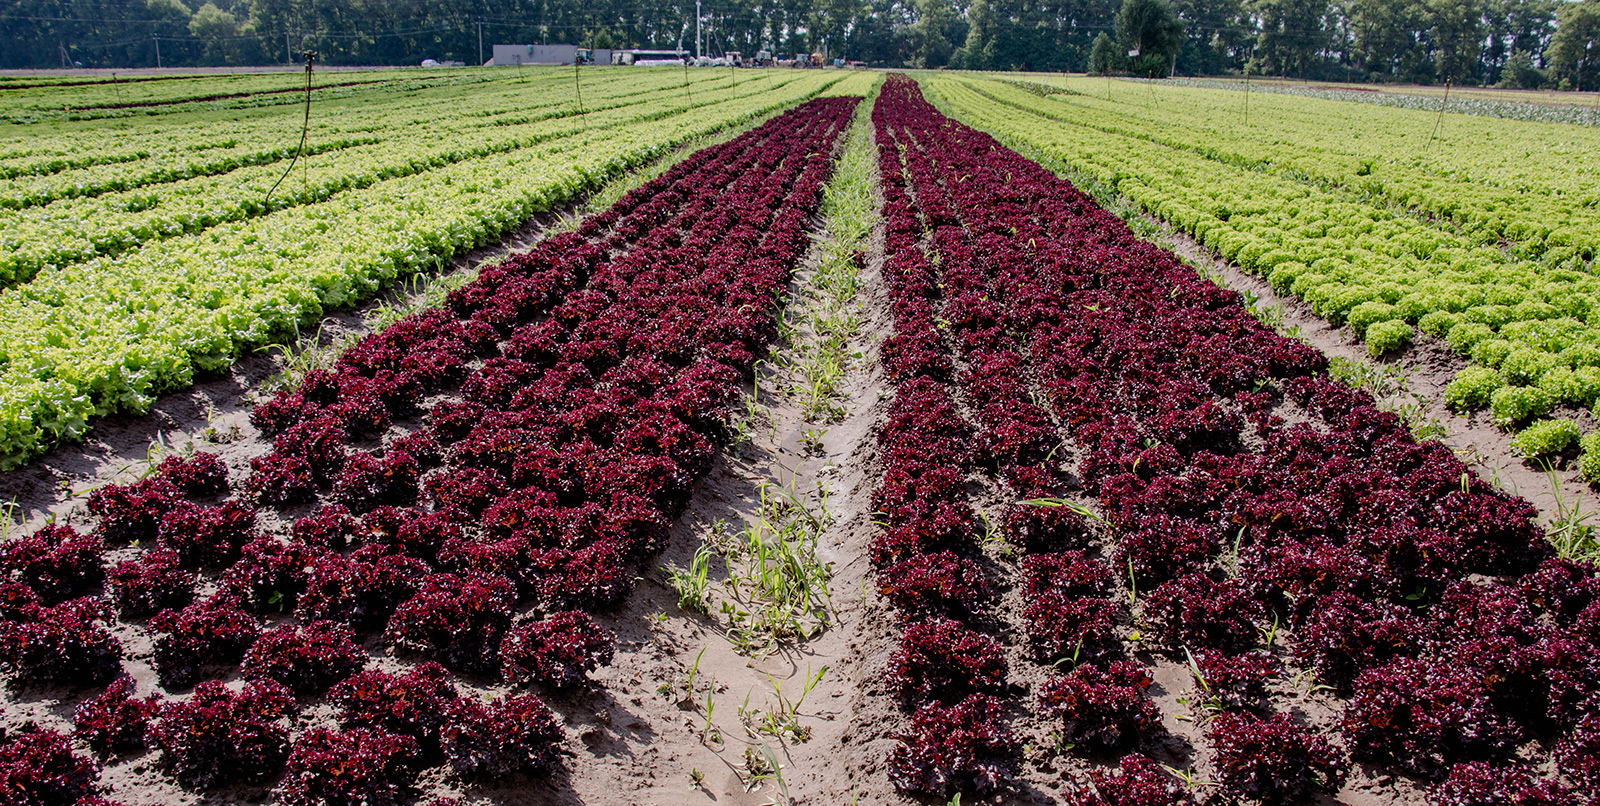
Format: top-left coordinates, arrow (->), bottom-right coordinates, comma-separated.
1,0 -> 1596,90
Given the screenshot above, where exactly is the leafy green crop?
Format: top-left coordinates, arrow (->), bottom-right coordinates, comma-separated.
1490,386 -> 1555,429
1444,367 -> 1503,411
1509,418 -> 1580,458
0,70 -> 793,287
1580,432 -> 1600,484
1364,319 -> 1412,357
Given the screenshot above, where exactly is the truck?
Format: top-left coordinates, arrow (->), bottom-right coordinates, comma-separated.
621,49 -> 688,66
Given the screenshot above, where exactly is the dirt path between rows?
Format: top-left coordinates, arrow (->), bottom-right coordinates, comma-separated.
553,109 -> 911,805
561,227 -> 899,805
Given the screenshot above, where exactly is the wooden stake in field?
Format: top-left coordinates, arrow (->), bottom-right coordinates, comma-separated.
575,59 -> 584,113
1427,80 -> 1451,153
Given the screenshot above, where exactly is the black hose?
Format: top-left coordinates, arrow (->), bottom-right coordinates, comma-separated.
264,52 -> 315,207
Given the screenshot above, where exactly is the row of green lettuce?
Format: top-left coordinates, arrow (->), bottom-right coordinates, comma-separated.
0,71 -> 795,287
927,75 -> 1600,481
0,67 -> 711,197
0,71 -> 865,469
0,70 -> 421,114
0,69 -> 504,125
0,72 -> 500,174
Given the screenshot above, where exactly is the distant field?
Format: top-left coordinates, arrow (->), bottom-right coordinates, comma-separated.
984,71 -> 1600,126
1195,75 -> 1596,107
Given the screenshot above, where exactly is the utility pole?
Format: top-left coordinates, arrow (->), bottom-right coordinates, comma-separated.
477,20 -> 484,67
154,36 -> 161,69
696,0 -> 702,60
287,32 -> 293,63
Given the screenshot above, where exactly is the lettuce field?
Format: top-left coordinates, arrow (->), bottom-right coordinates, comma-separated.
2,67 -> 1599,806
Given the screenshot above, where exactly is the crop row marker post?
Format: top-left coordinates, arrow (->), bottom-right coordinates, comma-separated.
1426,80 -> 1451,154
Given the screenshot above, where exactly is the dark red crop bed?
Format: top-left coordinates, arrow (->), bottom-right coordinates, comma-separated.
0,94 -> 858,805
868,73 -> 1592,804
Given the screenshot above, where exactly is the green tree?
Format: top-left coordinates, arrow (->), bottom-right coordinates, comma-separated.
1090,30 -> 1119,71
1252,0 -> 1331,77
148,0 -> 194,25
842,0 -> 907,66
189,2 -> 241,64
908,0 -> 961,67
1347,0 -> 1433,80
1498,49 -> 1546,86
1174,0 -> 1251,74
147,0 -> 195,64
1115,0 -> 1185,75
1482,0 -> 1557,79
1430,0 -> 1485,83
952,0 -> 999,68
1506,0 -> 1559,57
1546,0 -> 1600,90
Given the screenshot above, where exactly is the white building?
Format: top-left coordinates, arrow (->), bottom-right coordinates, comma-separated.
492,44 -> 580,65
